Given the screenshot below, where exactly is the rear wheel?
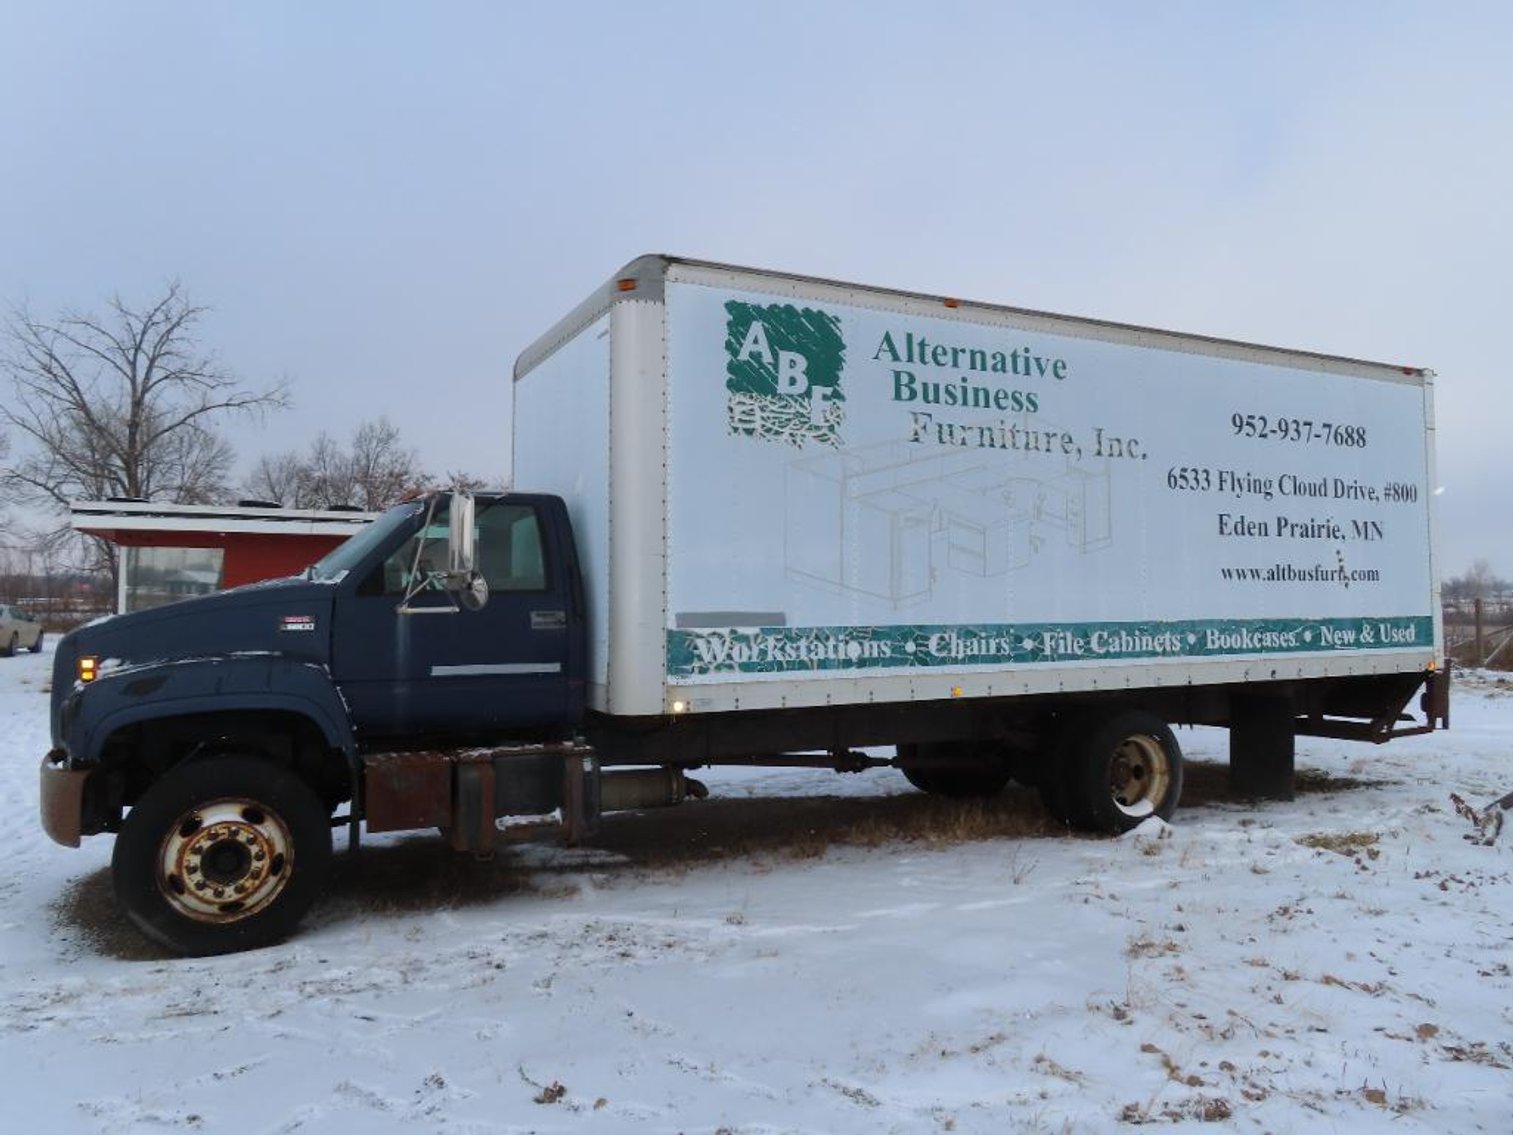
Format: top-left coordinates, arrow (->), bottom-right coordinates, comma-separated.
899,741 -> 1013,799
1059,710 -> 1183,833
112,756 -> 332,956
2,633 -> 15,657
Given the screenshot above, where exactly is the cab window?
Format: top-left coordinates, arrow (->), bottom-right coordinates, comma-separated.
477,503 -> 546,592
366,499 -> 547,596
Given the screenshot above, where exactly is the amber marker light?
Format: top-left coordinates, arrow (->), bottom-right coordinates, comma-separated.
78,656 -> 99,683
616,278 -> 638,292
950,686 -> 964,698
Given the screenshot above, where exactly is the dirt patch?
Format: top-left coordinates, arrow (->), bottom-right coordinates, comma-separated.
318,835 -> 541,917
1179,760 -> 1395,809
51,869 -> 169,962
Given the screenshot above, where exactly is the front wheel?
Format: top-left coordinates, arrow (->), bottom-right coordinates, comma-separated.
1058,710 -> 1184,834
28,632 -> 43,654
112,756 -> 333,956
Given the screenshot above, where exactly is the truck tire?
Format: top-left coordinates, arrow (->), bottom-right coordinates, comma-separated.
1035,753 -> 1076,826
899,742 -> 1013,798
112,756 -> 333,956
1060,710 -> 1183,834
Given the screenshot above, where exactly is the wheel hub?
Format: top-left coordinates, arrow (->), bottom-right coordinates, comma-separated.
158,800 -> 293,922
1109,735 -> 1171,818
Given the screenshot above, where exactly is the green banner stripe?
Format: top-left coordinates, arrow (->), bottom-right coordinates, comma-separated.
667,616 -> 1433,678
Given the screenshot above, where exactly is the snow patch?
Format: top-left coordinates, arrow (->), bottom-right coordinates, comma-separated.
1120,815 -> 1174,842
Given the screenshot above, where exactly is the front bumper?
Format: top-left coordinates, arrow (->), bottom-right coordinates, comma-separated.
40,750 -> 89,848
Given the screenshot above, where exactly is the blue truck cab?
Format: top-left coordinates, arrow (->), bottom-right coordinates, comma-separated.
41,491 -> 589,954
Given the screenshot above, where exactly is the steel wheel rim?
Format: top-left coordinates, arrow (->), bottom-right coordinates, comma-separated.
1108,734 -> 1171,818
156,798 -> 295,922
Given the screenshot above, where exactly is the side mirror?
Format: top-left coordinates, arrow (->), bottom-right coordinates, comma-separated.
444,493 -> 489,611
447,493 -> 476,575
456,570 -> 489,611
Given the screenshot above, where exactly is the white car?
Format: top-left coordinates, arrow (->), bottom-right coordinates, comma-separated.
0,604 -> 44,656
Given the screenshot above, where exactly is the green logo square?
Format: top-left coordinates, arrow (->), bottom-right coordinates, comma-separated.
724,301 -> 845,448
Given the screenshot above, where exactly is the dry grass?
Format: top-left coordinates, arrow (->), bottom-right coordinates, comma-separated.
583,784 -> 1067,871
1296,831 -> 1381,857
1126,935 -> 1183,960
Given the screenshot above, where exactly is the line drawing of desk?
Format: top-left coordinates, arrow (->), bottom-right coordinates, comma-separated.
784,437 -> 1112,608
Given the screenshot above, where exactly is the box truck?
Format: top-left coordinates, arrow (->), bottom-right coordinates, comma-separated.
41,256 -> 1447,955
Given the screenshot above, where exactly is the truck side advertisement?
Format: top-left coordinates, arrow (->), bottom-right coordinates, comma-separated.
664,280 -> 1435,682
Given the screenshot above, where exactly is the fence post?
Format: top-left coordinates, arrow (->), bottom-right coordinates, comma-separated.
1474,596 -> 1485,667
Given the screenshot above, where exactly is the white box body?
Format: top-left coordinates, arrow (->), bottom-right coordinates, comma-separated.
514,257 -> 1440,718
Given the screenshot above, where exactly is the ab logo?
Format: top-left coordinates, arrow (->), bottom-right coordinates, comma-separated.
724,301 -> 845,448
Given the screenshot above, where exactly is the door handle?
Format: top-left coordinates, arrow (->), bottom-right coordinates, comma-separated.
531,610 -> 567,631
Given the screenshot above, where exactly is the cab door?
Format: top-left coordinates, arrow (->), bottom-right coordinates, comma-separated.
330,496 -> 571,740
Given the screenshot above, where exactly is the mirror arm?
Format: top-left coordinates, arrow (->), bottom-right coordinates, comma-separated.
390,491 -> 490,614
396,495 -> 459,614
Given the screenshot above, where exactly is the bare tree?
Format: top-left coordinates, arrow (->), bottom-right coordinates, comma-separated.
298,432 -> 355,508
0,429 -> 11,534
1465,558 -> 1500,602
244,416 -> 427,510
242,450 -> 307,506
441,469 -> 495,493
1,283 -> 287,514
347,418 -> 426,509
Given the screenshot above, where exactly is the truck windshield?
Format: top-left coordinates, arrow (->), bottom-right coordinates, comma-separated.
306,499 -> 426,583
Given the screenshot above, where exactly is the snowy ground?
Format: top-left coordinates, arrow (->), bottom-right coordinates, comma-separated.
2,643 -> 1510,1134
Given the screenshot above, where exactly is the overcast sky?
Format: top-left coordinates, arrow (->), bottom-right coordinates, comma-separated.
2,1 -> 1510,577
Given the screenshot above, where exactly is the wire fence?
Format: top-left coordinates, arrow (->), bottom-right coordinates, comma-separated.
1444,598 -> 1513,669
0,576 -> 112,631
